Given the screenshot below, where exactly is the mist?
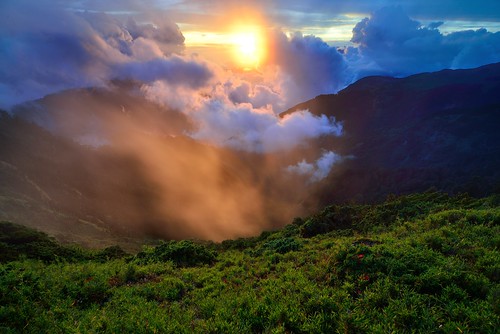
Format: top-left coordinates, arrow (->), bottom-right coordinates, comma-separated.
10,83 -> 339,241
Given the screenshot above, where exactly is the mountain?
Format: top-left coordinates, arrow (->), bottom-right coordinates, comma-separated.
1,64 -> 499,246
0,108 -> 248,249
283,62 -> 500,204
0,111 -> 146,250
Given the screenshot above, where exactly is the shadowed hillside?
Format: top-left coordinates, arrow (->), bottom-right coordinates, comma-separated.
284,63 -> 500,204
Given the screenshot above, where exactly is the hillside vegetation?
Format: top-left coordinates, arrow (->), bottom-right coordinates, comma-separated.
1,192 -> 499,333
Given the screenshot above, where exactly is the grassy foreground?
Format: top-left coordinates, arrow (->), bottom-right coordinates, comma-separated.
1,192 -> 499,333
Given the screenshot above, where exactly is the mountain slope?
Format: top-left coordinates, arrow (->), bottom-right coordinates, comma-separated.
1,192 -> 498,332
0,111 -> 146,249
284,63 -> 500,203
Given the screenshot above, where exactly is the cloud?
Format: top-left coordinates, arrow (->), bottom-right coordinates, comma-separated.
247,7 -> 499,110
116,56 -> 213,88
267,31 -> 350,105
228,83 -> 283,110
126,16 -> 184,44
191,106 -> 343,152
269,0 -> 500,21
287,150 -> 343,182
447,29 -> 500,69
142,78 -> 343,152
350,6 -> 500,76
259,7 -> 499,107
0,0 -> 206,108
131,0 -> 500,35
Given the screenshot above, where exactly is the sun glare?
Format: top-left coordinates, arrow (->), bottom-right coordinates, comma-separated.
231,27 -> 265,70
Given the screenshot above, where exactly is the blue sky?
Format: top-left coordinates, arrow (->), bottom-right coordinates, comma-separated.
70,0 -> 500,32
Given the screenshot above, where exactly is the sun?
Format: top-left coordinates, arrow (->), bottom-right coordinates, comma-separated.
237,32 -> 257,58
231,27 -> 265,70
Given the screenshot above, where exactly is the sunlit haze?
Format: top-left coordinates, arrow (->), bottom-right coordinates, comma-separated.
231,28 -> 263,69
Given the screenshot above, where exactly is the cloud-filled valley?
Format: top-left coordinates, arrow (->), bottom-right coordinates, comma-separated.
1,0 -> 500,242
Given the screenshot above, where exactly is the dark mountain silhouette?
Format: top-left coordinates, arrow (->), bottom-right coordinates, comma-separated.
283,62 -> 500,204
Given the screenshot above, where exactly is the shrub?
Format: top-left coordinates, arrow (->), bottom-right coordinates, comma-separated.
136,240 -> 217,267
94,245 -> 128,262
262,237 -> 302,254
300,205 -> 361,238
0,222 -> 87,263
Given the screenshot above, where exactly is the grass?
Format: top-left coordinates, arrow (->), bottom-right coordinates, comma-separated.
0,191 -> 499,333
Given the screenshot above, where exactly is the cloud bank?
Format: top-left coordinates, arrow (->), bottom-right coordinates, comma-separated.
2,3 -> 499,140
264,6 -> 500,101
268,31 -> 349,105
0,0 -> 207,107
350,6 -> 500,77
1,0 -> 347,154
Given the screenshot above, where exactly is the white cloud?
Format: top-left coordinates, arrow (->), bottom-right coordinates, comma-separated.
287,151 -> 343,182
350,7 -> 500,76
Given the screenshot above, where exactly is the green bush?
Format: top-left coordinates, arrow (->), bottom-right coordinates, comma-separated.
136,240 -> 217,267
262,237 -> 302,254
300,205 -> 361,237
94,245 -> 128,262
0,222 -> 87,262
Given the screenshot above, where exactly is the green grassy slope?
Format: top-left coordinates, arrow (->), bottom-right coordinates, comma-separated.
0,192 -> 499,333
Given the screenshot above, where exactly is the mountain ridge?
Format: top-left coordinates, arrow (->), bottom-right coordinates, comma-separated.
283,62 -> 500,204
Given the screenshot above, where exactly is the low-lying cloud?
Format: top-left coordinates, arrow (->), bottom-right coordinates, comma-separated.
287,151 -> 343,182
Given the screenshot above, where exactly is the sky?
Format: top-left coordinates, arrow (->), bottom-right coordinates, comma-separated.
1,0 -> 500,149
